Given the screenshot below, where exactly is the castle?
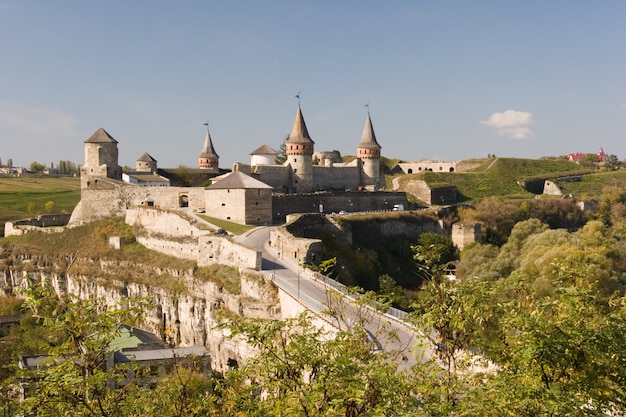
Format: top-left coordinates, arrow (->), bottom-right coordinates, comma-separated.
69,104 -> 406,227
234,104 -> 383,193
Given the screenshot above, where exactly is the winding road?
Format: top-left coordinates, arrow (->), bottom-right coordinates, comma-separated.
235,226 -> 428,370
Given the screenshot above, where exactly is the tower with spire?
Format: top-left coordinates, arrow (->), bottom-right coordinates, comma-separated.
285,105 -> 315,193
356,110 -> 382,190
198,124 -> 219,170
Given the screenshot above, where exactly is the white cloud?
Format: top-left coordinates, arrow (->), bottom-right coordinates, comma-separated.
481,110 -> 534,139
0,102 -> 78,137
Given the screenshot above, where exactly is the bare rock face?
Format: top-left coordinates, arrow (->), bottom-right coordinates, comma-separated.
0,256 -> 281,373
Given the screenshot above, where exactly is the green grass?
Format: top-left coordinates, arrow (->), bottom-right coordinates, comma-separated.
395,157 -> 597,202
0,176 -> 81,224
197,215 -> 258,235
0,217 -> 235,294
557,169 -> 626,198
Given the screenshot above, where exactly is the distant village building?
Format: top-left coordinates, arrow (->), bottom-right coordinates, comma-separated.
566,147 -> 608,164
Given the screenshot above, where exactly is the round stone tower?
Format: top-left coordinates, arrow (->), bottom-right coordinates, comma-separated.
356,112 -> 382,190
285,105 -> 315,193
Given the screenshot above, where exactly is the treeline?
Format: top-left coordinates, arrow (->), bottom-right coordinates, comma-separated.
0,157 -> 80,175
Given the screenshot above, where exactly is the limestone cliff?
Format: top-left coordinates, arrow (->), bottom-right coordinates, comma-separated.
0,252 -> 280,373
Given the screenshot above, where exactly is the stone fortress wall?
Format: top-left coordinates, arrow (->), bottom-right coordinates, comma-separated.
4,214 -> 72,237
398,161 -> 459,174
125,208 -> 262,270
69,176 -> 207,227
271,191 -> 408,223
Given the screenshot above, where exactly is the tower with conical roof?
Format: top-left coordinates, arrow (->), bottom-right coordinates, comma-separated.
356,111 -> 382,190
198,125 -> 219,170
82,127 -> 122,181
285,105 -> 315,193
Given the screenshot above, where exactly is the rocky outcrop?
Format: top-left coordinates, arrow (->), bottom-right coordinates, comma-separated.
0,254 -> 280,373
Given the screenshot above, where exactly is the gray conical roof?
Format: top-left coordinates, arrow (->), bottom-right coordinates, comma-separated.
285,105 -> 315,145
137,152 -> 157,162
250,144 -> 278,155
199,128 -> 219,158
85,127 -> 118,144
357,113 -> 381,150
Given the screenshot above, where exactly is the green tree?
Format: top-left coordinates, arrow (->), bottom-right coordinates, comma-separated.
411,232 -> 458,281
463,260 -> 626,415
29,162 -> 46,173
44,200 -> 55,213
10,285 -> 151,417
218,313 -> 420,416
275,135 -> 288,165
378,274 -> 409,309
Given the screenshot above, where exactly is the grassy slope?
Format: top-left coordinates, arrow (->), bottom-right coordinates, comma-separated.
0,176 -> 81,224
556,169 -> 626,198
1,216 -> 241,293
395,158 -> 595,202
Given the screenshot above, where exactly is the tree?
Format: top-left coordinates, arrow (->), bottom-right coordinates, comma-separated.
275,135 -> 288,165
44,201 -> 55,213
57,160 -> 80,176
10,285 -> 151,417
218,312 -> 420,416
411,232 -> 458,281
462,260 -> 626,415
29,162 -> 46,173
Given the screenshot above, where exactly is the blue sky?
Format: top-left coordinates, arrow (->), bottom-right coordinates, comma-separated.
1,1 -> 624,169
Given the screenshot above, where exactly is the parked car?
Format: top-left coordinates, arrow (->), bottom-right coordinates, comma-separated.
216,228 -> 228,235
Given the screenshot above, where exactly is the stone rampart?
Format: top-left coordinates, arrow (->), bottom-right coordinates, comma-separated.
398,161 -> 459,174
451,223 -> 481,249
312,165 -> 360,191
4,213 -> 72,237
69,179 -> 207,226
272,192 -> 407,223
270,214 -> 323,265
126,208 -> 261,270
543,180 -> 563,196
403,180 -> 457,205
